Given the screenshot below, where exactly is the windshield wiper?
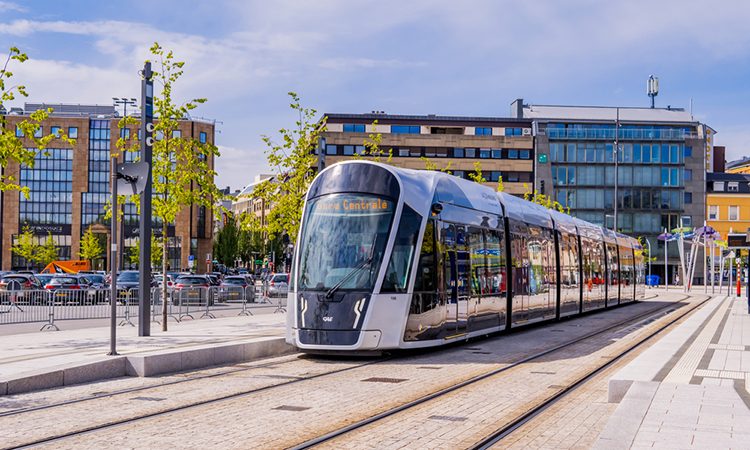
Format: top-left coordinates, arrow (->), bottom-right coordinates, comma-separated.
325,256 -> 373,299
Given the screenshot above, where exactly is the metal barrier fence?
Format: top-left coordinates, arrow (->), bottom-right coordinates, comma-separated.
0,283 -> 287,331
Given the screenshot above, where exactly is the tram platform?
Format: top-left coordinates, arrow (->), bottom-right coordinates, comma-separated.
597,293 -> 750,449
0,312 -> 289,396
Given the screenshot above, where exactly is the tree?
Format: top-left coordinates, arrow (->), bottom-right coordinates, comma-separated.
0,47 -> 74,195
213,215 -> 239,266
11,225 -> 37,269
250,92 -> 326,245
36,232 -> 58,266
127,234 -> 163,268
496,176 -> 504,192
351,120 -> 393,163
467,161 -> 487,184
128,43 -> 223,331
523,185 -> 567,213
79,226 -> 104,264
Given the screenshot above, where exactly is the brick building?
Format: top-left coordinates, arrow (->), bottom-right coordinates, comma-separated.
1,103 -> 215,271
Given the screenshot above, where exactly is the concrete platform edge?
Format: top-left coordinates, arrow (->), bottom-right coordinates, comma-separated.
1,337 -> 294,396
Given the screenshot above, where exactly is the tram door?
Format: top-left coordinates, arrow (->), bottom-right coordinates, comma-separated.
441,221 -> 469,337
445,250 -> 469,336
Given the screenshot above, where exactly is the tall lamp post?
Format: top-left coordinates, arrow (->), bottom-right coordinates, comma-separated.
113,98 -> 137,269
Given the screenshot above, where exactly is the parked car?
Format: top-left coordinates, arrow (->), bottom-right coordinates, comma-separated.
34,273 -> 54,288
172,275 -> 212,305
44,275 -> 99,304
266,273 -> 289,297
0,274 -> 44,303
154,274 -> 176,291
115,270 -> 141,301
218,276 -> 251,302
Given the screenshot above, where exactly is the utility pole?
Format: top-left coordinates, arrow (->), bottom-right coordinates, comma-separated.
613,107 -> 619,232
138,63 -> 154,336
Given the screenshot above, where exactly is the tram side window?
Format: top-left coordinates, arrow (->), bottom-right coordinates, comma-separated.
467,227 -> 486,295
382,205 -> 422,292
485,229 -> 506,295
413,220 -> 437,293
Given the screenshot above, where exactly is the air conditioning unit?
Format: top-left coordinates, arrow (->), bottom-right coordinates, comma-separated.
522,128 -> 531,136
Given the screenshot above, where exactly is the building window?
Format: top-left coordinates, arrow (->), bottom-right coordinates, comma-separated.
708,205 -> 718,220
681,216 -> 692,228
343,123 -> 365,133
453,148 -> 464,158
50,126 -> 61,136
198,206 -> 207,237
729,206 -> 739,221
479,149 -> 491,159
398,148 -> 409,157
121,128 -> 131,139
172,130 -> 182,139
519,149 -> 530,159
391,125 -> 420,134
34,126 -> 42,138
508,149 -> 519,159
15,125 -> 23,137
728,182 -> 739,192
68,127 -> 78,139
465,148 -> 477,158
199,131 -> 207,143
504,127 -> 522,136
684,146 -> 692,158
19,148 -> 73,226
475,127 -> 492,136
491,149 -> 502,159
714,181 -> 724,191
325,144 -> 337,155
684,169 -> 692,182
684,192 -> 692,204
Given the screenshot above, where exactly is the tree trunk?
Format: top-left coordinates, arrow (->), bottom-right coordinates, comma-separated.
162,223 -> 168,331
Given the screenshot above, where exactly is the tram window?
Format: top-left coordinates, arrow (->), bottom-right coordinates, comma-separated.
382,205 -> 422,293
485,229 -> 506,295
467,227 -> 485,295
414,220 -> 437,293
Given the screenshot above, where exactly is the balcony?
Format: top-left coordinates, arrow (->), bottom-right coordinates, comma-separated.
546,128 -> 698,141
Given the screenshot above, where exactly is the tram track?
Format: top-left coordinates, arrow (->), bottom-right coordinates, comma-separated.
3,292 -> 687,449
289,292 -> 708,449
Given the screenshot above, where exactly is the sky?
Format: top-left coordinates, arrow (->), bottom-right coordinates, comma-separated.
2,0 -> 750,191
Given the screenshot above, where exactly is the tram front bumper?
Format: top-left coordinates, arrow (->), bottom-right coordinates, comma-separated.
292,328 -> 382,350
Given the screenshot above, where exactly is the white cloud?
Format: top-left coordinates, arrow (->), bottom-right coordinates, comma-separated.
318,58 -> 426,71
215,145 -> 270,190
0,1 -> 24,13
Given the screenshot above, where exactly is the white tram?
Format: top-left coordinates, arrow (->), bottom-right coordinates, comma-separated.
286,161 -> 645,352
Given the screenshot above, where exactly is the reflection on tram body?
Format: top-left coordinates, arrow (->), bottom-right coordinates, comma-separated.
287,161 -> 645,352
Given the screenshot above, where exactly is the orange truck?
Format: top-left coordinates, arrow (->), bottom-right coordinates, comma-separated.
40,260 -> 91,274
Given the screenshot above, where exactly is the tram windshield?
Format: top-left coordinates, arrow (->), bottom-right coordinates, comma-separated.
297,193 -> 394,292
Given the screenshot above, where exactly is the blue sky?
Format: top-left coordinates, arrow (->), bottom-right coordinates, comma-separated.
2,0 -> 750,190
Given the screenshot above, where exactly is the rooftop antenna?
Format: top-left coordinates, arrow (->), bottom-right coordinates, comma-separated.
647,75 -> 659,108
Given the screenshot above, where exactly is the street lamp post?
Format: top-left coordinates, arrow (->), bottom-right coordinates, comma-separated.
613,107 -> 619,233
645,237 -> 652,288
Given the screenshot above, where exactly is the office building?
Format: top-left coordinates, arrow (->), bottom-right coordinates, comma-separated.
320,113 -> 535,195
1,103 -> 216,271
515,100 -> 710,284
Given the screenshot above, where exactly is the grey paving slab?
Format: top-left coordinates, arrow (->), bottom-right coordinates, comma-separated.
598,293 -> 750,450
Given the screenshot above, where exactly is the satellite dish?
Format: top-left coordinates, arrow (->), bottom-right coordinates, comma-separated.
116,162 -> 150,195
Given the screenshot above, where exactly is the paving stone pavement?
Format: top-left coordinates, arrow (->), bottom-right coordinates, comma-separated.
596,295 -> 750,449
315,292 -> 703,449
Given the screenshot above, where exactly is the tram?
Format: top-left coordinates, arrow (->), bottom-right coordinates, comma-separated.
286,161 -> 645,352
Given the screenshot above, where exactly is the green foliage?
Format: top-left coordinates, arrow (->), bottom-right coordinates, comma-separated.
79,226 -> 104,262
496,176 -> 504,192
36,232 -> 58,266
637,236 -> 657,263
351,120 -> 393,162
0,47 -> 75,196
523,185 -> 567,213
251,92 -> 326,244
11,225 -> 37,268
127,234 -> 163,268
213,215 -> 239,266
467,161 -> 487,184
